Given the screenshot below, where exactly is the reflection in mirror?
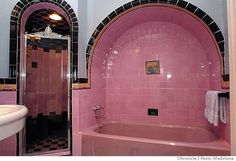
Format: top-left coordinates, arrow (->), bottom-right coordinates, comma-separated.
23,10 -> 71,155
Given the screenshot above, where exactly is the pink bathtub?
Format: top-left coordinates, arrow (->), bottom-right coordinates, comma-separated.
81,121 -> 230,156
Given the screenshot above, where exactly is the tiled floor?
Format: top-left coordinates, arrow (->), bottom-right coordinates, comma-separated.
26,135 -> 68,154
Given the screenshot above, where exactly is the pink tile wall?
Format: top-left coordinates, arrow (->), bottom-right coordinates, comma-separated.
72,46 -> 106,154
211,100 -> 230,143
26,46 -> 68,117
0,91 -> 16,156
0,135 -> 16,156
0,91 -> 16,104
105,21 -> 213,127
76,6 -> 230,152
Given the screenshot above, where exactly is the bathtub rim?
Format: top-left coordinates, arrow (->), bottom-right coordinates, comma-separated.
80,121 -> 230,152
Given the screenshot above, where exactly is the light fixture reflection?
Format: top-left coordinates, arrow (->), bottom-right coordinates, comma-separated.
49,13 -> 62,21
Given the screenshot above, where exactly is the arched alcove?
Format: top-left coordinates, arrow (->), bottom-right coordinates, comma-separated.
81,1 -> 226,128
83,0 -> 226,89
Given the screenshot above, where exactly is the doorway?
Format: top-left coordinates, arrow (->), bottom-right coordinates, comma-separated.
21,8 -> 72,155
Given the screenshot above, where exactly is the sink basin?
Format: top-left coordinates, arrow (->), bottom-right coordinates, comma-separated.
0,105 -> 28,141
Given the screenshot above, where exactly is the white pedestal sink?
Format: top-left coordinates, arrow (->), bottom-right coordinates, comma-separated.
0,105 -> 28,141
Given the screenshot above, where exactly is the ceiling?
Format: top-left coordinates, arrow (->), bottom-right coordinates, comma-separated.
25,9 -> 70,36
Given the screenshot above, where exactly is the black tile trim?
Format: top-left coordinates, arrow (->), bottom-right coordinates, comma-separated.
194,8 -> 206,19
78,78 -> 88,83
132,0 -> 141,6
203,15 -> 214,25
102,17 -> 110,26
115,6 -> 125,14
108,11 -> 117,20
168,0 -> 178,5
0,78 -> 17,84
123,2 -> 132,10
140,0 -> 149,4
214,32 -> 224,42
96,23 -> 105,32
209,22 -> 220,34
149,0 -> 159,3
218,41 -> 224,53
222,74 -> 229,81
177,0 -> 188,8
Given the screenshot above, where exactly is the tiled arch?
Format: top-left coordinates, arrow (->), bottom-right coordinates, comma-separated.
84,0 -> 226,88
9,0 -> 79,83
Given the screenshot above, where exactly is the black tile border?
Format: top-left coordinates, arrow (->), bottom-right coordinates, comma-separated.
222,74 -> 229,82
0,78 -> 17,84
7,0 -> 76,156
84,0 -> 227,88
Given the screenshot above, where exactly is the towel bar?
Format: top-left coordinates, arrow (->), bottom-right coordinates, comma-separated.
218,92 -> 230,99
205,91 -> 230,99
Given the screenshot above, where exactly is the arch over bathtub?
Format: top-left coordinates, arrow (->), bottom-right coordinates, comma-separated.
83,0 -> 226,89
9,0 -> 79,82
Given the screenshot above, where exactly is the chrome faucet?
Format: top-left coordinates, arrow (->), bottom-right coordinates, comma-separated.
92,105 -> 103,112
92,105 -> 105,127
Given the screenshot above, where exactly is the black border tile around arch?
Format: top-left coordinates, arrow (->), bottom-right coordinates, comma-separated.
186,3 -> 197,13
209,22 -> 220,34
218,42 -> 224,53
123,2 -> 132,10
194,8 -> 206,19
131,0 -> 141,6
167,0 -> 178,5
214,32 -> 224,42
115,6 -> 125,15
203,15 -> 214,25
159,0 -> 168,4
177,0 -> 188,8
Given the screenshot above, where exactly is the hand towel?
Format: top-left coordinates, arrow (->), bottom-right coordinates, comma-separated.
219,97 -> 227,124
204,91 -> 220,126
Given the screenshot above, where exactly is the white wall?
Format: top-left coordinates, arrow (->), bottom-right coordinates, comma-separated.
0,0 -> 229,78
0,0 -> 19,77
190,0 -> 229,74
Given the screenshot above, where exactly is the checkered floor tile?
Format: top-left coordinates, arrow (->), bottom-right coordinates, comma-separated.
26,135 -> 68,154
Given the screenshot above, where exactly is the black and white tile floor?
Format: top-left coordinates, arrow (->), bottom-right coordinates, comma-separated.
26,135 -> 68,154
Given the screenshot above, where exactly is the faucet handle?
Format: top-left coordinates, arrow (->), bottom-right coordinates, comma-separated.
92,105 -> 104,111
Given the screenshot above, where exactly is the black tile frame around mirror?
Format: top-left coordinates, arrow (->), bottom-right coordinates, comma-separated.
9,0 -> 79,83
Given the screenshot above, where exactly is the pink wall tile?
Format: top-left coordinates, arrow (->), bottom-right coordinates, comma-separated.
0,91 -> 16,105
0,135 -> 16,156
0,92 -> 16,155
77,6 -> 229,145
105,21 -> 212,128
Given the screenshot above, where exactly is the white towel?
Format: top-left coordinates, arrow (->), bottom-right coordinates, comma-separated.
204,90 -> 227,126
219,97 -> 227,124
204,91 -> 220,126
